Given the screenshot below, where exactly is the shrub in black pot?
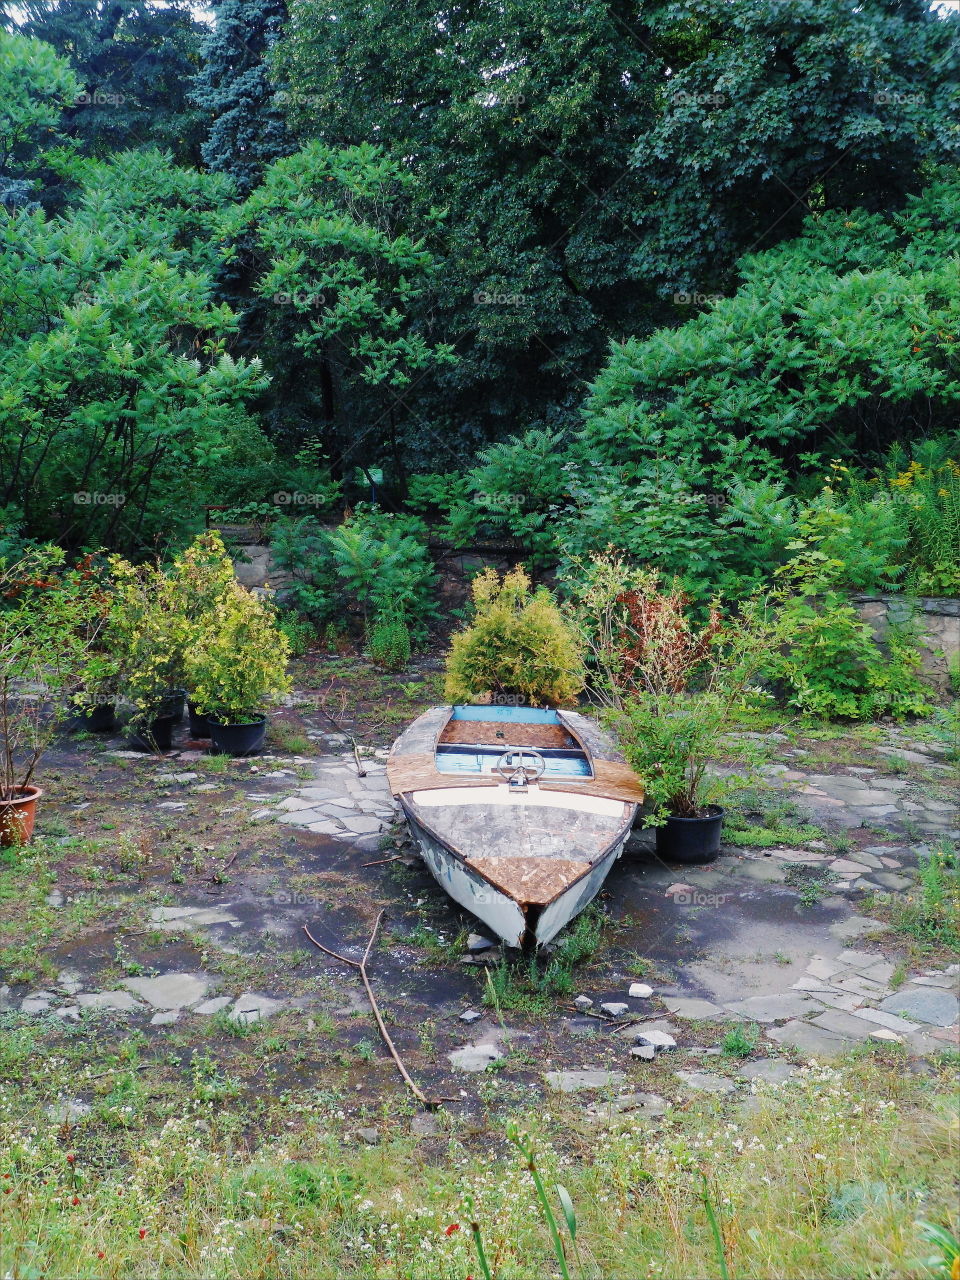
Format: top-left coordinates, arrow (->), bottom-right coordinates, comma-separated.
184,578 -> 291,757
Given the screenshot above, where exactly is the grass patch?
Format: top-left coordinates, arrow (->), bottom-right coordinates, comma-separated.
482,909 -> 604,1015
721,1022 -> 760,1057
725,796 -> 825,849
0,1054 -> 956,1278
869,840 -> 960,955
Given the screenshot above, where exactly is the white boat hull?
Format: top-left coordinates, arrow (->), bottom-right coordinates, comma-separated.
402,791 -> 632,947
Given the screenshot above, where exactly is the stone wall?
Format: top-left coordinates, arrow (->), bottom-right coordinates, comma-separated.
852,594 -> 960,691
231,544 -> 296,593
230,539 -> 526,610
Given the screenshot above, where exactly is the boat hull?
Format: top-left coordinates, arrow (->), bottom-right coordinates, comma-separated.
401,793 -> 631,948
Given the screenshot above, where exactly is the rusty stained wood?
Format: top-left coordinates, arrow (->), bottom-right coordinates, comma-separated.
470,856 -> 592,905
437,719 -> 579,750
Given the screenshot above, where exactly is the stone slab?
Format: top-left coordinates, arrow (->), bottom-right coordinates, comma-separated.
675,1070 -> 736,1095
121,973 -> 210,1010
879,987 -> 960,1027
448,1043 -> 503,1072
766,1020 -> 849,1059
662,997 -> 727,1020
724,994 -> 822,1023
544,1069 -> 626,1093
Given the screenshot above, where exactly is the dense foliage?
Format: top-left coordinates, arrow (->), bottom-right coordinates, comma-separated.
191,0 -> 292,195
0,132 -> 269,551
1,0 -> 207,170
275,0 -> 959,455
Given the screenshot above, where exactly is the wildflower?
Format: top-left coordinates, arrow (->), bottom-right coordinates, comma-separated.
139,1228 -> 147,1239
97,1251 -> 105,1259
445,1223 -> 460,1236
72,1195 -> 80,1205
66,1154 -> 75,1164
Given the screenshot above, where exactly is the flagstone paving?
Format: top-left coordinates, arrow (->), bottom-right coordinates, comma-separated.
10,712 -> 959,1118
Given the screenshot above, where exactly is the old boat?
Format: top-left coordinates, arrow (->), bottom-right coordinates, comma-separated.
387,705 -> 645,948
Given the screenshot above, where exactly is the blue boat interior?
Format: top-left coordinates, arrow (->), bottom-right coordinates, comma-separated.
435,745 -> 592,777
448,705 -> 561,724
437,706 -> 593,778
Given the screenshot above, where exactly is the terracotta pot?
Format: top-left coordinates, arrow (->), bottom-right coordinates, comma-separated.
0,785 -> 42,848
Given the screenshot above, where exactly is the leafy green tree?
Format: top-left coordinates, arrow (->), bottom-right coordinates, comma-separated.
191,0 -> 292,195
632,0 -> 960,294
274,0 -> 959,452
237,141 -> 455,476
274,0 -> 660,452
2,0 -> 207,166
0,149 -> 268,550
569,172 -> 960,595
0,28 -> 78,208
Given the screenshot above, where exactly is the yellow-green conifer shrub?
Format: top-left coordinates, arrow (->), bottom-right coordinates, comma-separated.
443,566 -> 585,706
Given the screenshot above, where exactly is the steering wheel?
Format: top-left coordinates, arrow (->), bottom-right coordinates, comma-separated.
495,748 -> 547,784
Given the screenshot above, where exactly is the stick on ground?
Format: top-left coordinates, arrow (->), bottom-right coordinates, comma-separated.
303,913 -> 443,1109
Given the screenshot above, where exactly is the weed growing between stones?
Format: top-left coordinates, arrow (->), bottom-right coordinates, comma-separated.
869,840 -> 960,954
482,909 -> 605,1015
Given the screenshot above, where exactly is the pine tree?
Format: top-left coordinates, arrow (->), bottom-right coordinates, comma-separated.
192,0 -> 292,195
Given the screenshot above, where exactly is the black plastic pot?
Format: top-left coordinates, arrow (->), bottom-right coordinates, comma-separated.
128,713 -> 176,753
162,689 -> 187,724
209,715 -> 267,756
73,702 -> 116,733
655,805 -> 724,863
187,700 -> 213,738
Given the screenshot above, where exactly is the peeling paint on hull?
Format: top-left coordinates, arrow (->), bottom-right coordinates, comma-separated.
403,798 -> 631,948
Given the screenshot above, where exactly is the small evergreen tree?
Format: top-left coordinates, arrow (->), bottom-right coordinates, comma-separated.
191,0 -> 292,195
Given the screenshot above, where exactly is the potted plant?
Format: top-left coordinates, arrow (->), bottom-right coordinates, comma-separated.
583,564 -> 783,862
166,532 -> 239,738
185,579 -> 291,755
444,566 -> 585,707
0,549 -> 103,846
107,557 -> 189,752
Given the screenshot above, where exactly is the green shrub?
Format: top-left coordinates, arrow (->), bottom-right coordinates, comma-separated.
271,508 -> 436,642
443,566 -> 584,706
277,611 -> 317,657
886,448 -> 960,597
771,594 -> 933,721
367,606 -> 411,671
878,841 -> 959,950
785,479 -> 908,593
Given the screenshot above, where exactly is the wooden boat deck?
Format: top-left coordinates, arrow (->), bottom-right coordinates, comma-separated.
388,706 -> 646,807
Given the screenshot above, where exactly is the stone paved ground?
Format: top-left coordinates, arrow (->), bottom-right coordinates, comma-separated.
2,706 -> 957,1114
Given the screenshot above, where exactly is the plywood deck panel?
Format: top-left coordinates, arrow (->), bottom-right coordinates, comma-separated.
438,719 -> 578,750
470,856 -> 592,905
